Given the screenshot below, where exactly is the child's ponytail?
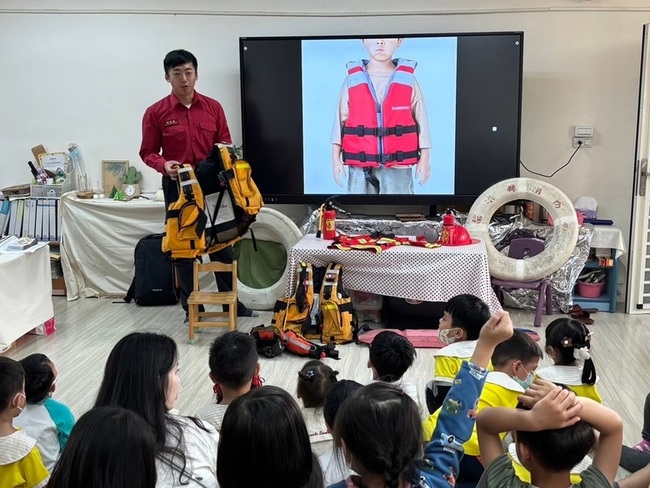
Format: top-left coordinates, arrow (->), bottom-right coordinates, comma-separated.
577,323 -> 597,385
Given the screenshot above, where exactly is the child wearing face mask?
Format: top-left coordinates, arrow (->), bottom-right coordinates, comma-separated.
425,294 -> 491,414
14,354 -> 75,473
0,357 -> 49,487
536,318 -> 601,403
422,329 -> 543,488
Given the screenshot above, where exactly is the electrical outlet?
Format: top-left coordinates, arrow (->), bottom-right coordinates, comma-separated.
573,137 -> 592,148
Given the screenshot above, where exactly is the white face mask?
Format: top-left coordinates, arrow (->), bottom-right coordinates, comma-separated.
13,393 -> 26,412
514,364 -> 535,390
439,328 -> 460,345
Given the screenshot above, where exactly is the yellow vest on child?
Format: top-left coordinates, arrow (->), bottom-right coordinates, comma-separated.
433,340 -> 478,384
0,429 -> 49,488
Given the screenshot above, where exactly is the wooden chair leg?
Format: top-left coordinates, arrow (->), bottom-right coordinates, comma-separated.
229,305 -> 237,331
188,304 -> 197,342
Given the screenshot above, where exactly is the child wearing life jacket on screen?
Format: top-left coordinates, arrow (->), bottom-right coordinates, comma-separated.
331,38 -> 432,195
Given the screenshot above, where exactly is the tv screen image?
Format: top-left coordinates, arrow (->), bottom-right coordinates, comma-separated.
240,32 -> 523,205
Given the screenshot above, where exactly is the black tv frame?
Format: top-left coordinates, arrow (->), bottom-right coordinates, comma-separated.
240,31 -> 523,206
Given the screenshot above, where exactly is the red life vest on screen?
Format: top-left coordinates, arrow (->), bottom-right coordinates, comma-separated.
341,59 -> 420,168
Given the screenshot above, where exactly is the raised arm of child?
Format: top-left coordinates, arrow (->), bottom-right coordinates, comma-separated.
476,385 -> 582,468
576,396 -> 623,483
521,379 -> 622,483
478,379 -> 623,484
418,310 -> 513,487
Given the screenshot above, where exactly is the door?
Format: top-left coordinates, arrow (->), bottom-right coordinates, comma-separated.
627,25 -> 650,312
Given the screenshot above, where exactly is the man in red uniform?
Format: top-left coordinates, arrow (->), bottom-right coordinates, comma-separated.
140,49 -> 257,324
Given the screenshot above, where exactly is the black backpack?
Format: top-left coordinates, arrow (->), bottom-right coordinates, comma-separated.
125,234 -> 179,306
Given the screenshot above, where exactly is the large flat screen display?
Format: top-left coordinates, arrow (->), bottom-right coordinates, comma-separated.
240,32 -> 523,205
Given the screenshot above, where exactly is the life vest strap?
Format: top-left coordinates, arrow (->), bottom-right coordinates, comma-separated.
342,124 -> 418,137
342,150 -> 420,164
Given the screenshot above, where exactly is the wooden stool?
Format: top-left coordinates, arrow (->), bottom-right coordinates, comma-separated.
187,260 -> 238,343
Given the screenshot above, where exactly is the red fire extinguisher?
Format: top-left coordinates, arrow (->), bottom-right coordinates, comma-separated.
320,201 -> 336,240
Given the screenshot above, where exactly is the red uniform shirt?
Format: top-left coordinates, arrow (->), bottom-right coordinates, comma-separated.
139,91 -> 232,174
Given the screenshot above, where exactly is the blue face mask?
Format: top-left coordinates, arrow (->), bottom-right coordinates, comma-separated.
514,365 -> 534,390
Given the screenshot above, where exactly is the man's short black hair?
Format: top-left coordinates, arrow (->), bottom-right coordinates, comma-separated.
19,353 -> 55,403
323,380 -> 363,428
444,294 -> 491,340
0,357 -> 25,410
491,329 -> 543,367
369,331 -> 416,382
164,49 -> 198,75
209,332 -> 258,389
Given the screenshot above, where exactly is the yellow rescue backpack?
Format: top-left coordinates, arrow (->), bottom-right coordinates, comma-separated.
271,262 -> 319,340
196,144 -> 263,249
271,262 -> 357,344
161,165 -> 210,259
319,263 -> 356,344
162,144 -> 263,259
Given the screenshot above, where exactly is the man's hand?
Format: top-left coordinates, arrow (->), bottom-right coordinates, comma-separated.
530,387 -> 582,431
164,160 -> 180,180
518,379 -> 557,409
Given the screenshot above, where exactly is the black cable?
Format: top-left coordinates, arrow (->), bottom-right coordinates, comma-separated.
519,142 -> 582,178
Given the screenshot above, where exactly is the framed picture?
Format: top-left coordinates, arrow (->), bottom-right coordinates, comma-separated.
38,152 -> 71,174
102,160 -> 129,196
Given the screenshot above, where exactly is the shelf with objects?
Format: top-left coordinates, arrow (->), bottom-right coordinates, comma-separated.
572,225 -> 626,313
573,248 -> 619,313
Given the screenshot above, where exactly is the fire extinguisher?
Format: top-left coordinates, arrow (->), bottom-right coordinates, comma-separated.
318,201 -> 337,240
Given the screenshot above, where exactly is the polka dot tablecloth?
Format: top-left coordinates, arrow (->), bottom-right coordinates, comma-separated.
286,234 -> 502,313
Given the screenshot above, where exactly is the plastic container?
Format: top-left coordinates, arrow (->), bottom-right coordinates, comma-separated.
31,171 -> 75,198
576,280 -> 605,298
350,290 -> 383,310
357,308 -> 383,324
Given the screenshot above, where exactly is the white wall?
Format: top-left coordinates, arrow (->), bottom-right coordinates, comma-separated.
1,0 -> 648,279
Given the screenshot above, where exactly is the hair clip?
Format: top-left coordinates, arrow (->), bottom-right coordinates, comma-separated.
561,336 -> 573,348
299,370 -> 316,380
573,347 -> 591,361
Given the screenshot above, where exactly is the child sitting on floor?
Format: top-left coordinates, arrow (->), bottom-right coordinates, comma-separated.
298,360 -> 339,445
422,328 -> 543,487
0,357 -> 49,488
320,380 -> 363,485
476,379 -> 622,487
368,330 -> 424,417
425,294 -> 491,413
196,331 -> 263,431
536,318 -> 601,402
14,353 -> 75,472
218,386 -> 323,488
328,310 -> 514,488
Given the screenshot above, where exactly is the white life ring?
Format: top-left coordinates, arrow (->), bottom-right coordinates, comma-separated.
238,207 -> 303,310
466,177 -> 579,281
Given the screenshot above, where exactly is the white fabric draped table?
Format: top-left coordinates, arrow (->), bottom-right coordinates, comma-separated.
589,225 -> 626,258
0,244 -> 53,349
60,192 -> 165,299
287,234 -> 502,313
